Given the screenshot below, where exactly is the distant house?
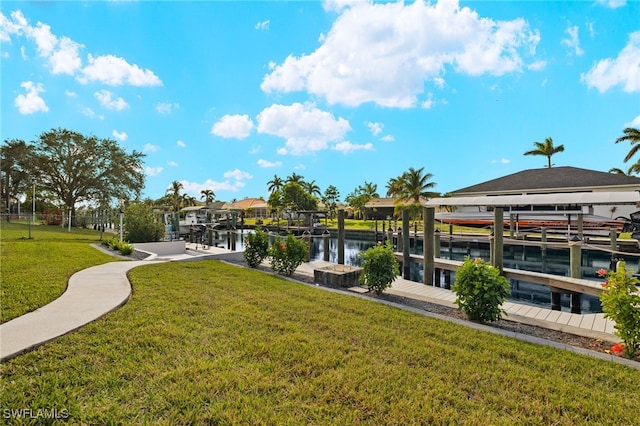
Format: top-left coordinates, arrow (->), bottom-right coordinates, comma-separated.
228,198 -> 268,218
364,197 -> 429,220
445,166 -> 640,219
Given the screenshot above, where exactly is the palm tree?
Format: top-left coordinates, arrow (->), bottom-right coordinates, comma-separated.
609,162 -> 640,176
615,127 -> 640,163
286,172 -> 305,185
267,175 -> 283,193
200,189 -> 215,206
166,180 -> 183,212
181,193 -> 197,207
385,176 -> 403,198
303,180 -> 321,197
524,137 -> 564,168
361,181 -> 379,198
396,167 -> 438,204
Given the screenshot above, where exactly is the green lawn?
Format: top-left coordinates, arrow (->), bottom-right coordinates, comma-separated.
0,222 -> 119,323
1,258 -> 639,424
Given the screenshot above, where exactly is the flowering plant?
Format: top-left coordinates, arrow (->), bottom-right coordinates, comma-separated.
268,233 -> 307,276
243,227 -> 270,268
598,261 -> 640,358
452,257 -> 511,323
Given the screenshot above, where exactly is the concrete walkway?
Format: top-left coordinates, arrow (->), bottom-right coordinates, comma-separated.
0,241 -> 627,365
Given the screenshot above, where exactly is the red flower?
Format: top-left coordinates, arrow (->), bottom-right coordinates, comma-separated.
601,281 -> 609,288
279,243 -> 285,250
610,343 -> 625,356
596,268 -> 608,278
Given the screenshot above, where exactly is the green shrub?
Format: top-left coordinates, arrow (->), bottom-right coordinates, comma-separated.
598,261 -> 640,358
243,227 -> 270,268
359,242 -> 399,294
452,257 -> 511,323
117,241 -> 135,255
268,233 -> 307,276
124,201 -> 165,243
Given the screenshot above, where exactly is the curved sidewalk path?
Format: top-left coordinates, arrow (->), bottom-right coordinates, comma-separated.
0,261 -> 160,362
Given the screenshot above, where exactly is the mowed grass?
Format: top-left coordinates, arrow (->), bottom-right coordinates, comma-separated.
1,259 -> 639,425
0,222 -> 119,323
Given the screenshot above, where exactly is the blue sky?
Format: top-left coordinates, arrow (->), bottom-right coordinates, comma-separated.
2,0 -> 639,204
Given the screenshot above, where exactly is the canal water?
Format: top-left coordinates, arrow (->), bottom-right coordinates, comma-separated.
223,230 -> 640,314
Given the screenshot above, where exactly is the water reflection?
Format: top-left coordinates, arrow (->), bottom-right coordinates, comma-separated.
222,230 -> 640,314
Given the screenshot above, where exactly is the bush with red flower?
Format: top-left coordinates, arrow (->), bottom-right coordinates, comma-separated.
268,233 -> 308,276
243,227 -> 270,268
598,261 -> 640,358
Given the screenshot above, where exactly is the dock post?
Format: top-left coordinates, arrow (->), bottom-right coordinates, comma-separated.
541,227 -> 547,273
569,236 -> 582,314
423,207 -> 435,286
338,208 -> 345,265
609,229 -> 618,269
322,229 -> 330,262
303,229 -> 311,262
402,209 -> 410,280
493,207 -> 504,273
551,289 -> 562,311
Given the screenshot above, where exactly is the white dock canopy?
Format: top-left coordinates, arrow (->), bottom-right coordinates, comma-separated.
426,191 -> 640,207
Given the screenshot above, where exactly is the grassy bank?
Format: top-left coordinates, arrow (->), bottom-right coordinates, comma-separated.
0,222 -> 119,323
1,259 -> 639,424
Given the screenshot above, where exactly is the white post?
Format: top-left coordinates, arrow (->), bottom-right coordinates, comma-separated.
119,210 -> 124,241
68,209 -> 71,232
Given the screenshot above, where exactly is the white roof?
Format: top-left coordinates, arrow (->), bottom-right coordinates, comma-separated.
426,191 -> 640,207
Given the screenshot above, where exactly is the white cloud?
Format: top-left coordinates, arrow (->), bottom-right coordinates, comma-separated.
257,158 -> 282,168
81,107 -> 104,120
257,102 -> 351,155
366,121 -> 383,136
596,0 -> 626,8
262,0 -> 540,107
177,140 -> 186,148
433,77 -> 445,88
181,178 -> 247,195
143,143 -> 159,153
492,158 -> 511,164
167,160 -> 178,167
145,166 -> 163,176
224,169 -> 253,181
14,81 -> 48,114
79,54 -> 162,86
65,90 -> 77,97
255,20 -> 270,31
155,101 -> 179,115
211,114 -> 254,139
381,135 -> 395,142
624,115 -> 640,128
561,25 -> 583,56
20,45 -> 27,60
421,94 -> 435,109
581,31 -> 640,93
332,141 -> 373,154
112,130 -> 128,141
94,89 -> 129,111
49,36 -> 83,74
527,60 -> 547,71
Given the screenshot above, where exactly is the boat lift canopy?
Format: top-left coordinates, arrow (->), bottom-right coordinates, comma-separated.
426,191 -> 640,207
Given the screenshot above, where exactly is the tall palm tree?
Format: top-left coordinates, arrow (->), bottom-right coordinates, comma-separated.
303,180 -> 321,197
396,167 -> 438,204
166,180 -> 183,212
361,181 -> 379,198
267,175 -> 283,193
286,172 -> 305,185
523,137 -> 564,168
200,189 -> 215,206
385,176 -> 403,197
615,127 -> 640,163
181,193 -> 197,207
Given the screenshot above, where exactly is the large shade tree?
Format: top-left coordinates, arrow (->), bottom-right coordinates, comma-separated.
523,137 -> 564,168
15,128 -> 145,226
